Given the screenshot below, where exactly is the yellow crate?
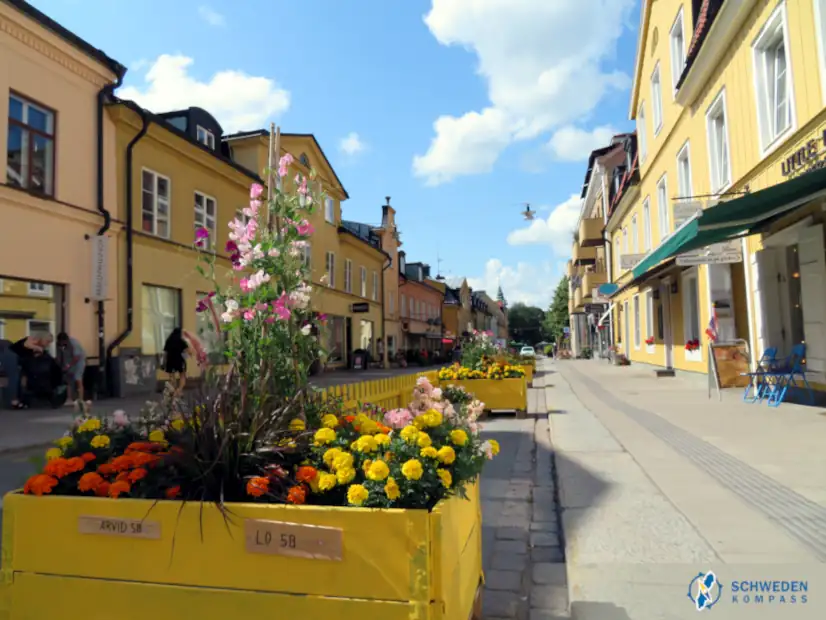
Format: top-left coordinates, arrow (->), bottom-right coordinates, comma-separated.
1,484 -> 482,620
439,378 -> 527,414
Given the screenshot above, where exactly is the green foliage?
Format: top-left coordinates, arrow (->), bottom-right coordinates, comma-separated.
544,277 -> 570,343
507,303 -> 547,345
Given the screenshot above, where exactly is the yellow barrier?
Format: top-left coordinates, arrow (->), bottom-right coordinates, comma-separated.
520,365 -> 534,386
439,377 -> 528,417
320,370 -> 440,411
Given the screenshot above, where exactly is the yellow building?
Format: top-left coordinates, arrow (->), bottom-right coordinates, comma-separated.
0,0 -> 124,381
443,277 -> 472,345
607,0 -> 826,390
225,131 -> 386,369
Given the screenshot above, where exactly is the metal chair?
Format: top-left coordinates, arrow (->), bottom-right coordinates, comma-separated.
741,347 -> 778,403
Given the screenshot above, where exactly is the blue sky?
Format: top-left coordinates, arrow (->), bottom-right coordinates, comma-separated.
33,0 -> 640,307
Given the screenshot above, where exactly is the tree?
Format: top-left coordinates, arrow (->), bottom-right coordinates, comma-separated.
544,277 -> 570,344
507,302 -> 547,346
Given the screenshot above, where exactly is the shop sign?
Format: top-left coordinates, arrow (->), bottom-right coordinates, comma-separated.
351,302 -> 370,313
672,200 -> 704,229
781,129 -> 826,179
620,253 -> 646,270
676,240 -> 742,266
90,235 -> 109,301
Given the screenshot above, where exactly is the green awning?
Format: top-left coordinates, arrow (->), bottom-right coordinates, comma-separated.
631,166 -> 826,279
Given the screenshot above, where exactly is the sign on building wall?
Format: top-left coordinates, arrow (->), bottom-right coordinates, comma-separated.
591,289 -> 609,303
672,200 -> 704,229
90,235 -> 109,301
620,254 -> 646,270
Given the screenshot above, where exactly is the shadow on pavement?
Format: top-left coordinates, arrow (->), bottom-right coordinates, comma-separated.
571,601 -> 634,620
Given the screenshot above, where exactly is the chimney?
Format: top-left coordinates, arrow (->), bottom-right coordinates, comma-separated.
381,196 -> 396,228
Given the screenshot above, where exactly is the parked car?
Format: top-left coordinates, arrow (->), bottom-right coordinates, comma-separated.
520,346 -> 536,358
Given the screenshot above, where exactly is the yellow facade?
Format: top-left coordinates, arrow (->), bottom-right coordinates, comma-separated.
608,0 -> 826,380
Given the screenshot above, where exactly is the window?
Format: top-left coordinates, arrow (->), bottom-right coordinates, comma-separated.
676,142 -> 692,202
706,90 -> 731,192
0,319 -> 4,339
7,93 -> 55,195
301,242 -> 311,267
645,290 -> 655,339
401,294 -> 407,317
325,252 -> 336,288
633,295 -> 641,348
325,197 -> 335,224
657,175 -> 669,240
235,208 -> 250,226
753,4 -> 792,149
196,291 -> 225,364
651,64 -> 663,134
409,297 -> 414,319
141,285 -> 180,356
631,215 -> 638,253
670,8 -> 686,90
622,227 -> 628,256
141,169 -> 171,238
372,271 -> 379,301
637,104 -> 648,162
682,270 -> 701,344
360,266 -> 367,297
194,192 -> 216,246
344,259 -> 352,293
196,125 -> 215,149
642,198 -> 652,250
28,281 -> 52,296
389,292 -> 395,315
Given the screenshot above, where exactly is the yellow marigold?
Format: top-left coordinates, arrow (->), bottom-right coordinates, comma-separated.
416,432 -> 432,448
318,473 -> 337,492
400,425 -> 420,443
375,433 -> 391,447
90,435 -> 110,449
362,459 -> 373,474
437,469 -> 453,488
450,429 -> 469,446
424,409 -> 443,427
321,414 -> 339,429
401,459 -> 424,481
347,484 -> 369,506
148,429 -> 165,443
488,439 -> 501,456
436,446 -> 456,465
359,418 -> 379,434
45,447 -> 62,461
56,436 -> 73,448
314,428 -> 337,445
336,467 -> 356,485
420,446 -> 438,459
289,418 -> 306,431
366,460 -> 390,482
384,477 -> 401,500
77,418 -> 101,433
323,447 -> 342,467
413,415 -> 427,430
332,452 -> 354,472
170,419 -> 185,431
355,435 -> 379,453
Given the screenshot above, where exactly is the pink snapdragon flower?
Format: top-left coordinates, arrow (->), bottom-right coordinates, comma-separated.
250,183 -> 264,199
278,153 -> 294,178
384,408 -> 414,430
296,219 -> 314,237
243,309 -> 256,321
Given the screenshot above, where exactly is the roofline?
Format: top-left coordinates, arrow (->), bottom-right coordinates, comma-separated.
223,130 -> 349,199
337,227 -> 390,260
629,0 -> 652,120
5,0 -> 126,79
399,275 -> 445,295
109,98 -> 263,184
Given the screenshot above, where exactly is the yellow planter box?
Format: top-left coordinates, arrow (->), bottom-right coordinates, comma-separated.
1,485 -> 483,620
440,378 -> 527,414
520,365 -> 534,386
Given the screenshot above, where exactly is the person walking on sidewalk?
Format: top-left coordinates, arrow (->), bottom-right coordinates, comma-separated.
57,332 -> 87,409
162,328 -> 189,397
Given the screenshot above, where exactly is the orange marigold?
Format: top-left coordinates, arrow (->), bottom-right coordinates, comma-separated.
165,485 -> 181,500
66,457 -> 86,474
295,465 -> 318,484
95,481 -> 111,497
97,463 -> 115,476
131,452 -> 159,468
78,472 -> 104,493
246,476 -> 269,498
111,455 -> 134,472
128,468 -> 148,483
108,480 -> 131,498
23,474 -> 58,496
286,485 -> 307,505
81,452 -> 97,463
43,458 -> 71,479
115,471 -> 130,483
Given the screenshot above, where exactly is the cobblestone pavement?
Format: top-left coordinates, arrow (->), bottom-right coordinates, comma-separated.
480,365 -> 569,619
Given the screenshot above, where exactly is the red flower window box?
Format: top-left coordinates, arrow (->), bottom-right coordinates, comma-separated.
684,339 -> 700,352
644,337 -> 655,346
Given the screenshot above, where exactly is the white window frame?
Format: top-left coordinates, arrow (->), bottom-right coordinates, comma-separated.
651,63 -> 663,135
815,0 -> 826,103
141,168 -> 171,239
7,93 -> 56,195
681,267 -> 702,360
194,191 -> 217,247
324,197 -> 335,224
344,259 -> 352,293
631,215 -> 639,253
642,198 -> 652,251
360,266 -> 367,297
637,103 -> 648,163
645,289 -> 655,339
196,125 -> 215,149
752,2 -> 795,154
326,252 -> 336,288
676,141 -> 693,203
705,89 -> 732,194
633,294 -> 641,349
372,271 -> 379,301
28,281 -> 52,296
670,7 -> 686,92
622,228 -> 628,259
657,174 -> 670,240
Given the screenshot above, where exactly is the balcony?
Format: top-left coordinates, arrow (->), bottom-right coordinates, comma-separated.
578,217 -> 603,247
572,241 -> 597,265
573,286 -> 584,312
566,260 -> 574,276
582,269 -> 607,298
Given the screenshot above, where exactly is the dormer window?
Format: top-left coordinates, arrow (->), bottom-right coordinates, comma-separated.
299,153 -> 310,167
196,125 -> 215,150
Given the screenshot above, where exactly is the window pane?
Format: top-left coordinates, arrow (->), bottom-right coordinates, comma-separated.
8,96 -> 23,122
30,134 -> 54,194
141,285 -> 180,356
157,219 -> 169,238
6,125 -> 26,187
157,198 -> 169,216
142,211 -> 154,233
206,198 -> 216,216
142,170 -> 153,190
195,193 -> 204,209
157,176 -> 169,199
27,105 -> 53,134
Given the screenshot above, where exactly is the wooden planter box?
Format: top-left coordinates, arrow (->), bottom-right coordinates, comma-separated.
440,378 -> 527,417
520,365 -> 534,387
1,485 -> 483,620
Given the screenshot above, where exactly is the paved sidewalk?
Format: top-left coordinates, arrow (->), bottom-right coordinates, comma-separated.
549,359 -> 826,619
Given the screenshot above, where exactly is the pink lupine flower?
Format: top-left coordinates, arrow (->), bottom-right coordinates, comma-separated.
240,278 -> 251,292
250,183 -> 264,199
278,153 -> 294,177
296,220 -> 314,237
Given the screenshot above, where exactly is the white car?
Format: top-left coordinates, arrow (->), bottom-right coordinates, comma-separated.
520,346 -> 536,358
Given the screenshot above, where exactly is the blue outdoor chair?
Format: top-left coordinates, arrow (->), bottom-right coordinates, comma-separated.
742,347 -> 778,404
762,344 -> 814,407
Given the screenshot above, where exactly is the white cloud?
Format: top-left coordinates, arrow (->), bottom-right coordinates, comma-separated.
198,6 -> 226,27
119,55 -> 290,133
339,132 -> 366,156
507,194 -> 582,255
413,0 -> 634,185
546,125 -> 618,162
468,259 -> 560,308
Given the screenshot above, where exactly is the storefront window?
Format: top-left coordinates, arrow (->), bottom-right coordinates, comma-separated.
0,276 -> 63,355
141,285 -> 180,356
326,316 -> 346,364
786,245 -> 805,349
360,319 -> 373,353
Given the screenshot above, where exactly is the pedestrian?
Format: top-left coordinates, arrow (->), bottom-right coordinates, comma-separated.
9,331 -> 54,406
162,328 -> 189,397
56,332 -> 87,409
0,339 -> 26,409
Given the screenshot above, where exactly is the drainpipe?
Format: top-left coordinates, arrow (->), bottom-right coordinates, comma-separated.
105,103 -> 150,394
381,255 -> 391,369
604,236 -> 615,351
94,73 -> 124,397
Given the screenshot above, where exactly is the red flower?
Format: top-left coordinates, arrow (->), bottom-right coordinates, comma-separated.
165,486 -> 181,500
246,477 -> 269,498
287,485 -> 307,505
